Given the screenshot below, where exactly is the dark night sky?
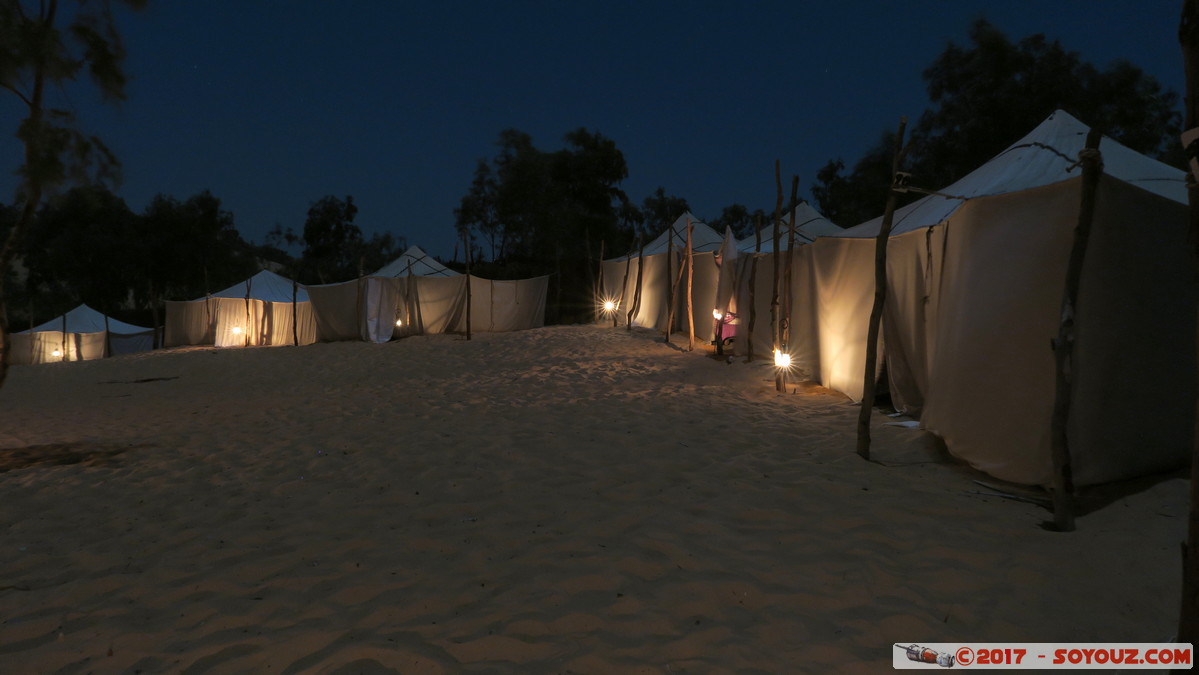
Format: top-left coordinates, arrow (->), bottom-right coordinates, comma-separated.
0,1 -> 1186,261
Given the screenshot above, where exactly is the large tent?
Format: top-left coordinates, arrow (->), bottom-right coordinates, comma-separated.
764,110 -> 1195,487
372,245 -> 458,278
11,304 -> 155,365
164,269 -> 317,348
307,249 -> 547,343
599,212 -> 723,342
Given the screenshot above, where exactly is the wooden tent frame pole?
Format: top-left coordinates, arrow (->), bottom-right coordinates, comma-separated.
1048,128 -> 1104,532
685,219 -> 695,351
771,160 -> 783,390
781,175 -> 799,388
665,222 -> 674,344
857,117 -> 908,461
748,214 -> 761,362
464,231 -> 472,341
628,235 -> 644,331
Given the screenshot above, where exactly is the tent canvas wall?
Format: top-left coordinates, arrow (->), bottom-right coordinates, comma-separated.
600,212 -> 722,342
775,110 -> 1195,487
164,270 -> 316,348
307,273 -> 548,343
723,202 -> 844,358
11,304 -> 154,365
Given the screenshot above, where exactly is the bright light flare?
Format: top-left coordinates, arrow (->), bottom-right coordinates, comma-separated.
712,309 -> 723,321
231,326 -> 243,335
599,297 -> 618,313
773,349 -> 791,369
51,349 -> 62,357
395,319 -> 403,327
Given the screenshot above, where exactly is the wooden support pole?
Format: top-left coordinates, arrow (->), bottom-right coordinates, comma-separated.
628,235 -> 644,331
782,175 -> 799,386
617,245 -> 631,329
1180,0 -> 1199,642
665,222 -> 675,343
292,278 -> 299,346
244,276 -> 253,347
596,240 -> 605,323
772,160 -> 784,391
748,214 -> 761,362
464,231 -> 473,341
1048,128 -> 1103,532
686,219 -> 695,351
857,117 -> 908,461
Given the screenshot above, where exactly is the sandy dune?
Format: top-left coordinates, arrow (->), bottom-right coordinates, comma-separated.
0,325 -> 1185,673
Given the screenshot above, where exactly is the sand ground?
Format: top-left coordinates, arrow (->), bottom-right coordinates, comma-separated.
0,324 -> 1186,674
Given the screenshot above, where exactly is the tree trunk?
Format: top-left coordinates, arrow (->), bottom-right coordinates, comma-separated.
0,3 -> 53,388
856,117 -> 908,461
1180,0 -> 1199,642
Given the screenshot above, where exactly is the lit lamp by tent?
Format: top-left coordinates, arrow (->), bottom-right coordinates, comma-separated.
713,309 -> 736,357
774,348 -> 792,387
230,326 -> 243,336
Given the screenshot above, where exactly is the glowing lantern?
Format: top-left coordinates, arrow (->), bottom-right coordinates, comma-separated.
395,319 -> 403,327
712,309 -> 723,321
51,349 -> 62,357
602,300 -> 616,312
773,349 -> 791,369
231,326 -> 243,335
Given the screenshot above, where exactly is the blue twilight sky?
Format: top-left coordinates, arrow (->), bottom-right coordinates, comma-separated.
0,1 -> 1187,261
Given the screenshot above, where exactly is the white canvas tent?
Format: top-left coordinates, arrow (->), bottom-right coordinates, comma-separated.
599,212 -> 723,342
768,110 -> 1195,487
724,202 -> 843,358
735,201 -> 843,253
164,269 -> 317,348
11,304 -> 154,365
308,248 -> 547,343
372,245 -> 459,278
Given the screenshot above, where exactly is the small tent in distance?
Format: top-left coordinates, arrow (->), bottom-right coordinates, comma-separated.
164,269 -> 317,348
599,211 -> 723,342
372,245 -> 459,278
11,304 -> 155,365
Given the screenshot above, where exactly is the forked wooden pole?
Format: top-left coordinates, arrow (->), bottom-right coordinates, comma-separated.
856,117 -> 908,460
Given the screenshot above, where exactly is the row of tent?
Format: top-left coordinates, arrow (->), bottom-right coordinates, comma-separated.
600,110 -> 1196,489
12,246 -> 548,363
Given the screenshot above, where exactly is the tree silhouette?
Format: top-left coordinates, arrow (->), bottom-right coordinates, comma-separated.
0,0 -> 145,387
813,18 -> 1182,226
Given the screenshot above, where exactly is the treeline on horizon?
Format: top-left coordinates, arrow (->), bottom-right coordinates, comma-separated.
2,19 -> 1184,330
